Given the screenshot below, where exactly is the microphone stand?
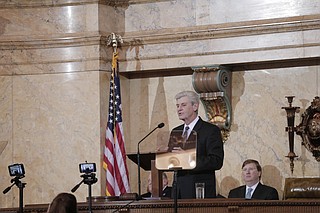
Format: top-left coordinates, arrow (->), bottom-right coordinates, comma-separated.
71,173 -> 97,213
171,167 -> 182,213
137,123 -> 164,199
137,142 -> 142,199
3,176 -> 26,213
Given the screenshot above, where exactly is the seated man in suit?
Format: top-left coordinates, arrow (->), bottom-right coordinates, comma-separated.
161,172 -> 172,198
141,172 -> 172,198
228,159 -> 279,200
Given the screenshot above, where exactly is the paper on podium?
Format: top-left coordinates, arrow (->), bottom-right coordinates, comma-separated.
155,130 -> 197,170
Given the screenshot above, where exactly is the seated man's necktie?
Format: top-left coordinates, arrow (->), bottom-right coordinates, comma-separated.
245,187 -> 253,199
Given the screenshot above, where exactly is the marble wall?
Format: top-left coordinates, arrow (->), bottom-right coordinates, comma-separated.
121,0 -> 320,71
0,0 -> 113,208
0,0 -> 320,209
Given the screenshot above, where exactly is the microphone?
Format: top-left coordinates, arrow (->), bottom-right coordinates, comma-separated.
157,123 -> 164,128
137,123 -> 164,146
137,122 -> 165,199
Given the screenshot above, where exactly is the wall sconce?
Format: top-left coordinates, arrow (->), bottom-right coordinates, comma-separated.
282,96 -> 300,174
192,65 -> 232,142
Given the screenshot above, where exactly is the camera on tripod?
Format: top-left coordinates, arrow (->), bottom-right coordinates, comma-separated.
79,162 -> 96,174
8,163 -> 25,177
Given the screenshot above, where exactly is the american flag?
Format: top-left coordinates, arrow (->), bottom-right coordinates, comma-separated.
103,51 -> 130,196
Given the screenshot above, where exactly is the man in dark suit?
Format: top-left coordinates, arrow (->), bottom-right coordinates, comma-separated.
141,172 -> 172,198
161,172 -> 172,198
168,91 -> 224,199
228,159 -> 279,200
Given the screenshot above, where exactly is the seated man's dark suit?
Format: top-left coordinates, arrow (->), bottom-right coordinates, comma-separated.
141,186 -> 172,198
228,182 -> 279,200
162,186 -> 172,198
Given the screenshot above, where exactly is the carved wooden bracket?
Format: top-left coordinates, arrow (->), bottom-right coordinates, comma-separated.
192,65 -> 232,142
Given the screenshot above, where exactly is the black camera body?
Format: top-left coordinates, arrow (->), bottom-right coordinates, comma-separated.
79,163 -> 96,174
8,164 -> 25,177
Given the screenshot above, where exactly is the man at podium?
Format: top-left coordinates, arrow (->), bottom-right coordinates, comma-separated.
168,90 -> 224,199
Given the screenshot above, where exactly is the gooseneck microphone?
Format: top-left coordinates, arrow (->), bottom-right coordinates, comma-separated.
138,123 -> 165,146
157,123 -> 165,128
137,122 -> 165,199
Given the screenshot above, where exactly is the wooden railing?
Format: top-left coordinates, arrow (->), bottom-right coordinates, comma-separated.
1,198 -> 320,213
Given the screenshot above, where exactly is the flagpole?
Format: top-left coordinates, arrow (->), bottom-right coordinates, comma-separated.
106,32 -> 130,197
107,33 -> 122,134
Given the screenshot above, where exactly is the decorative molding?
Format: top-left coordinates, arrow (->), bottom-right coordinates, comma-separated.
127,0 -> 172,5
123,15 -> 320,46
1,15 -> 319,54
0,33 -> 103,50
0,0 -> 129,8
20,199 -> 320,213
0,15 -> 319,76
121,15 -> 320,64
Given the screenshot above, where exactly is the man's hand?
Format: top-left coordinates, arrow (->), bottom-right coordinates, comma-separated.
171,147 -> 186,153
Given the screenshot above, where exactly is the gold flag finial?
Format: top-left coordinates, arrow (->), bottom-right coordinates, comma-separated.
107,33 -> 123,53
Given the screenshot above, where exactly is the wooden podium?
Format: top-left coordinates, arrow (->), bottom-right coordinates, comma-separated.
127,152 -> 164,197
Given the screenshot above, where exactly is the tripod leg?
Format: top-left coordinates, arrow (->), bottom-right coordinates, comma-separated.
18,182 -> 26,213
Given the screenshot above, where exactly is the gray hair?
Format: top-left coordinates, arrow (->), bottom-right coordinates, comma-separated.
175,91 -> 200,105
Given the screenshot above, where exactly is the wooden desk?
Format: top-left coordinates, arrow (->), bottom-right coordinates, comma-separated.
1,199 -> 320,213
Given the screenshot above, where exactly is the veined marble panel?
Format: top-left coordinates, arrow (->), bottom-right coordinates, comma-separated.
120,0 -> 320,73
0,76 -> 13,208
125,0 -> 320,31
0,43 -> 103,75
121,16 -> 320,72
0,3 -> 99,36
99,4 -> 126,34
2,72 -> 103,206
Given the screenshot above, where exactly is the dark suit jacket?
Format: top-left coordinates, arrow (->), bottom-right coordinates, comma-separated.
228,182 -> 279,200
141,186 -> 172,198
169,117 -> 224,199
162,186 -> 172,198
141,192 -> 151,198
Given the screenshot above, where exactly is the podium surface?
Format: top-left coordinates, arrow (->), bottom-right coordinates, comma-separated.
127,152 -> 155,171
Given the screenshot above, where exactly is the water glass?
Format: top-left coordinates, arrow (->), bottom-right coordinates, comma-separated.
195,182 -> 205,199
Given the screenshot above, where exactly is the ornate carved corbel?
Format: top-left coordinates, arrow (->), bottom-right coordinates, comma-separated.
192,65 -> 232,142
